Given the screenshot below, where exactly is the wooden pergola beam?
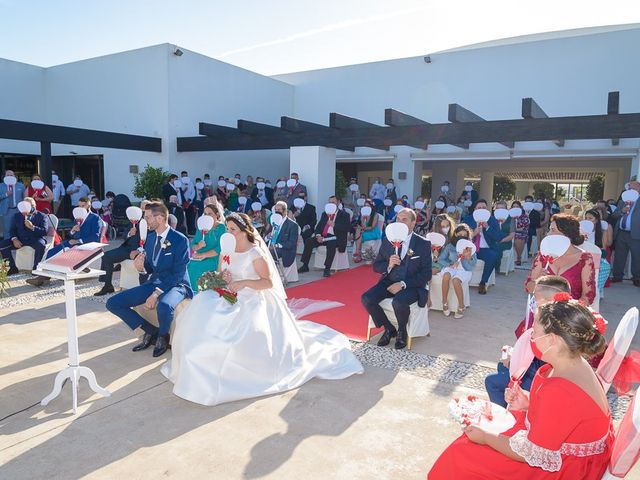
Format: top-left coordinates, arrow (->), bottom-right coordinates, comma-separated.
521,98 -> 565,147
448,103 -> 513,148
177,112 -> 640,152
383,109 -> 428,149
280,116 -> 355,151
329,112 -> 389,150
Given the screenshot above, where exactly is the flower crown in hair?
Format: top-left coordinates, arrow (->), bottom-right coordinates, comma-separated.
551,292 -> 607,336
227,212 -> 247,227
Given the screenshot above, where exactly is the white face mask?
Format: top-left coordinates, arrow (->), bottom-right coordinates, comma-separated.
441,185 -> 449,193
442,227 -> 450,235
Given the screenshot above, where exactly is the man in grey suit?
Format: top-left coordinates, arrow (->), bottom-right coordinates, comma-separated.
612,180 -> 640,287
0,170 -> 26,240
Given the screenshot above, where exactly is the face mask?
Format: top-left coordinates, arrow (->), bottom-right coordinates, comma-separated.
441,185 -> 449,193
442,227 -> 450,235
265,182 -> 272,188
386,182 -> 394,190
530,333 -> 552,360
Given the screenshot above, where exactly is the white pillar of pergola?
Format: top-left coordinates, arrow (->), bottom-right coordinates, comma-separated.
479,170 -> 495,202
391,147 -> 423,202
289,146 -> 336,209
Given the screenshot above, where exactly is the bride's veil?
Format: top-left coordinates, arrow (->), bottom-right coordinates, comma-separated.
254,233 -> 287,301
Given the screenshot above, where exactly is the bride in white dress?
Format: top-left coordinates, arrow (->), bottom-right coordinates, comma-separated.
161,212 -> 363,406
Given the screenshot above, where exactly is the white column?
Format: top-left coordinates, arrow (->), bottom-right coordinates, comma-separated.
391,148 -> 423,201
430,162 -> 465,201
603,170 -> 619,200
631,153 -> 640,182
479,171 -> 495,202
289,146 -> 336,209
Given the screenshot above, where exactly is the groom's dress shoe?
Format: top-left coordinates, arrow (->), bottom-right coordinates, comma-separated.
153,335 -> 170,357
377,328 -> 397,347
132,333 -> 157,352
395,331 -> 407,350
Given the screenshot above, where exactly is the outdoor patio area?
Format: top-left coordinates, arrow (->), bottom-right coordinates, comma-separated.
1,257 -> 639,479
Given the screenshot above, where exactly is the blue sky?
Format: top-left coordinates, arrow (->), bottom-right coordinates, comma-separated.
1,0 -> 639,74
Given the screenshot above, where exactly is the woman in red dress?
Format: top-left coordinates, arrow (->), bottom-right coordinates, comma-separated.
428,297 -> 613,479
525,213 -> 596,306
26,174 -> 54,213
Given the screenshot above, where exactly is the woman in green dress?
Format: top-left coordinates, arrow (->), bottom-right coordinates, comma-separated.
188,202 -> 226,291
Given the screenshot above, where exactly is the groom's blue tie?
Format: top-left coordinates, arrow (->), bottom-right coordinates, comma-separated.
152,235 -> 162,265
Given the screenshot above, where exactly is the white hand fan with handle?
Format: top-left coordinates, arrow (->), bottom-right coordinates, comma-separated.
197,215 -> 214,236
360,206 -> 372,219
622,189 -> 639,208
3,175 -> 17,186
325,203 -> 338,215
17,201 -> 31,216
473,209 -> 491,226
126,206 -> 143,225
456,238 -> 476,256
73,207 -> 88,224
494,208 -> 509,225
509,207 -> 522,218
385,222 -> 409,256
138,218 -> 148,250
414,201 -> 425,210
31,179 -> 45,190
539,235 -> 571,271
219,232 -> 236,267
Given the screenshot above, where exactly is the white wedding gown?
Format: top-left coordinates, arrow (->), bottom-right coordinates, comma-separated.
161,246 -> 363,406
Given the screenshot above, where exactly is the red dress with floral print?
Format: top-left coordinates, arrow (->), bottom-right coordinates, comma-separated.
525,251 -> 596,306
428,364 -> 613,479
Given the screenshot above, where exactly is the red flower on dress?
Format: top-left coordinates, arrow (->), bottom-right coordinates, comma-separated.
553,292 -> 572,303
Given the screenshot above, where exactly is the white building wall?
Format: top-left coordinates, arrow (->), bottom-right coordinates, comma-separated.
167,47 -> 294,182
276,27 -> 640,153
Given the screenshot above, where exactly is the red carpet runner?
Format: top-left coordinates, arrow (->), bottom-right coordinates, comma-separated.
285,265 -> 384,341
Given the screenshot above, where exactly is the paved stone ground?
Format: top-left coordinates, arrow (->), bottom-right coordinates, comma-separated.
1,250 -> 640,479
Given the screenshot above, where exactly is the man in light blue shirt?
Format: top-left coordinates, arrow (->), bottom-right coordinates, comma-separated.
613,180 -> 640,286
66,175 -> 90,207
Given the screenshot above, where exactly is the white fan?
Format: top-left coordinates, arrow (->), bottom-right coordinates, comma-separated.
73,179 -> 83,187
238,196 -> 248,205
456,238 -> 476,256
494,208 -> 509,224
533,202 -> 544,211
181,177 -> 191,185
473,209 -> 491,225
349,184 -> 359,192
17,201 -> 31,215
622,189 -> 639,206
383,199 -> 393,207
251,202 -> 262,212
219,232 -> 236,266
256,181 -> 266,189
270,213 -> 284,226
393,204 -> 403,213
385,222 -> 409,254
360,206 -> 372,217
138,219 -> 148,249
91,200 -> 102,210
73,207 -> 88,222
226,183 -> 235,191
579,220 -> 594,236
294,198 -> 305,209
126,206 -> 143,224
276,180 -> 286,189
31,179 -> 44,190
539,235 -> 571,270
197,215 -> 214,234
3,176 -> 17,186
509,207 -> 522,218
435,200 -> 445,210
414,201 -> 425,210
523,201 -> 534,213
426,232 -> 446,248
286,179 -> 297,188
325,203 -> 338,215
356,198 -> 366,207
217,180 -> 227,187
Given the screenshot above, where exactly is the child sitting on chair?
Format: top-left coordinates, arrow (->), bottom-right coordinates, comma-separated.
484,275 -> 571,407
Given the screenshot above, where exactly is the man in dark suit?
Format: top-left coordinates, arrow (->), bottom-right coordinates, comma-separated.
361,208 -> 431,350
612,180 -> 640,286
106,202 -> 193,357
27,196 -> 101,286
94,201 -> 148,296
285,173 -> 307,208
0,197 -> 48,275
250,177 -> 275,210
269,201 -> 299,269
298,195 -> 350,277
162,174 -> 182,206
167,195 -> 187,236
462,199 -> 504,294
293,193 -> 317,241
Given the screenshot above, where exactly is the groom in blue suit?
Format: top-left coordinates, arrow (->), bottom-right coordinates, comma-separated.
106,201 -> 193,357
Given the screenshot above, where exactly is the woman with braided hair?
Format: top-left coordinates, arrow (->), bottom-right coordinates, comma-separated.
162,212 -> 363,406
429,294 -> 613,479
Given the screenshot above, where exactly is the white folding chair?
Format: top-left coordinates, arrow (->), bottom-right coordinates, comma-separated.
469,259 -> 496,287
596,307 -> 640,394
14,213 -> 58,270
499,246 -> 516,275
366,290 -> 430,350
428,272 -> 471,311
313,246 -> 350,271
602,388 -> 640,479
119,259 -> 141,290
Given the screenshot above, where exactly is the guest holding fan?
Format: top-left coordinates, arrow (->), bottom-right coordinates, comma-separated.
26,174 -> 54,213
526,213 -> 596,306
361,208 -> 432,350
0,197 -> 48,275
187,202 -> 226,291
429,296 -> 612,479
94,202 -> 147,296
